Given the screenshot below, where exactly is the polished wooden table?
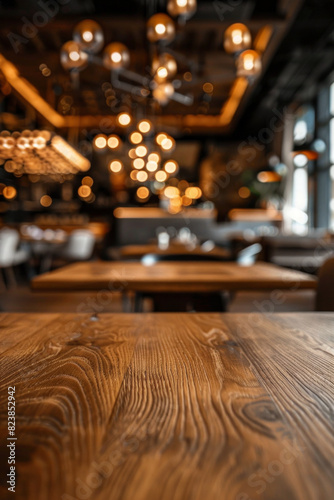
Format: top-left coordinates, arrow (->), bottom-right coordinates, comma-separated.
0,312 -> 333,500
32,261 -> 317,293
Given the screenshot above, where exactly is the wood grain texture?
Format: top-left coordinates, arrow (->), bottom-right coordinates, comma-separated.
0,312 -> 333,500
32,261 -> 317,293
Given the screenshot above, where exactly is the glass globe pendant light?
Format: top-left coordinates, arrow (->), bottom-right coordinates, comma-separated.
60,41 -> 88,71
147,14 -> 176,43
224,23 -> 252,54
103,42 -> 130,70
152,53 -> 177,82
167,0 -> 197,20
236,49 -> 262,78
73,19 -> 104,54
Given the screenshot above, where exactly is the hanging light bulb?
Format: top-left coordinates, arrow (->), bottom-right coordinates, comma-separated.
152,53 -> 177,82
236,50 -> 262,77
153,82 -> 175,105
147,14 -> 175,43
73,20 -> 104,54
103,42 -> 130,70
167,0 -> 197,20
224,23 -> 252,54
117,112 -> 132,127
60,41 -> 88,71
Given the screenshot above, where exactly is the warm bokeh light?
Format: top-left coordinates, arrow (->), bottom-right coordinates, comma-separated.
103,42 -> 130,70
161,136 -> 175,151
156,133 -> 167,145
182,195 -> 192,206
117,112 -> 132,127
148,152 -> 160,163
238,186 -> 251,198
135,145 -> 148,157
147,14 -> 175,43
136,186 -> 150,200
109,160 -> 123,173
137,171 -> 148,182
128,148 -> 137,159
224,23 -> 252,54
133,158 -> 145,169
164,186 -> 180,198
138,120 -> 152,134
130,132 -> 143,144
164,160 -> 178,174
40,195 -> 52,207
107,135 -> 121,149
185,186 -> 202,199
146,161 -> 158,172
203,82 -> 214,93
130,170 -> 138,180
94,134 -> 107,149
257,171 -> 281,183
3,186 -> 17,200
155,170 -> 167,182
237,50 -> 262,77
78,185 -> 92,198
82,176 -> 94,187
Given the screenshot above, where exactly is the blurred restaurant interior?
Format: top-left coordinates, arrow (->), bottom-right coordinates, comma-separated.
0,0 -> 334,499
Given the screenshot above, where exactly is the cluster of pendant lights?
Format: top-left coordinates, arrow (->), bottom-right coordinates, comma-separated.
224,23 -> 262,78
93,118 -> 178,187
61,0 -> 197,105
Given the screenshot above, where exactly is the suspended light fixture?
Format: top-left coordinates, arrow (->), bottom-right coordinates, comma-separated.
60,41 -> 88,71
167,0 -> 197,20
147,14 -> 175,43
73,19 -> 104,54
236,50 -> 262,78
152,53 -> 177,82
224,23 -> 252,54
103,42 -> 130,70
153,82 -> 175,105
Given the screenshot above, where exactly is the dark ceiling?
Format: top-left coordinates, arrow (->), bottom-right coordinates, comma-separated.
0,0 -> 334,137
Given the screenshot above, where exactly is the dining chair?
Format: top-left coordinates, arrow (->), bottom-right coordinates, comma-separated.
315,257 -> 334,311
57,229 -> 96,262
0,228 -> 30,287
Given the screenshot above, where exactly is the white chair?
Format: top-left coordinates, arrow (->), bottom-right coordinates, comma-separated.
57,230 -> 96,262
0,228 -> 30,287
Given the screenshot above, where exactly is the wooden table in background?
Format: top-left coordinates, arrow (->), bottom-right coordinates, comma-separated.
32,260 -> 317,293
0,312 -> 333,500
119,242 -> 231,260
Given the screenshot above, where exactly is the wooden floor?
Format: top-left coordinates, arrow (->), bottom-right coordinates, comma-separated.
0,312 -> 333,500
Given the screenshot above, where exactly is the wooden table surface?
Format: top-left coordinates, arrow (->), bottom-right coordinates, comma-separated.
32,260 -> 317,293
119,243 -> 231,260
0,312 -> 333,500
